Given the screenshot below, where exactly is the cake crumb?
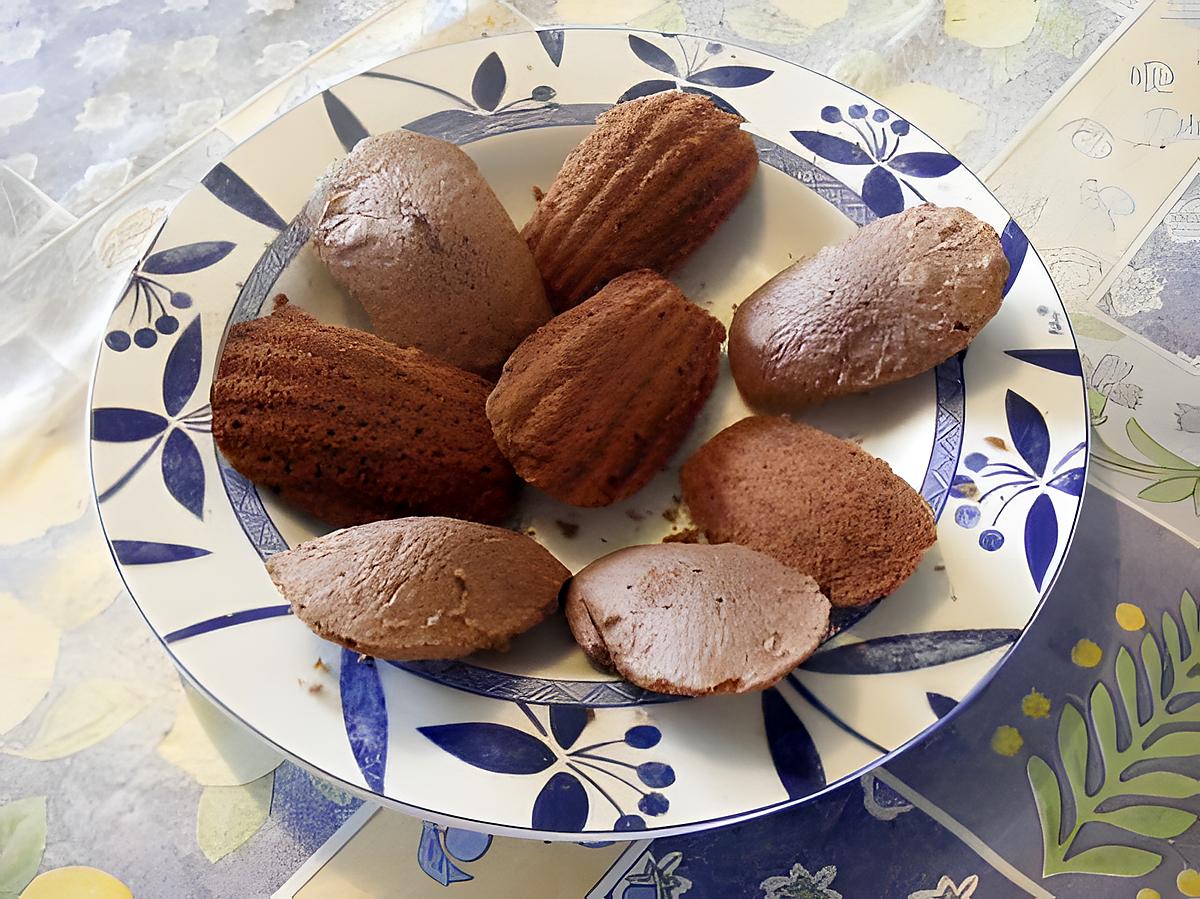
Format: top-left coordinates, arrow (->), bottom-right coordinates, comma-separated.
626,509 -> 646,521
532,185 -> 544,202
985,436 -> 1008,450
308,683 -> 324,694
525,527 -> 538,537
555,519 -> 579,539
934,564 -> 946,571
313,657 -> 330,672
663,527 -> 701,544
661,503 -> 679,523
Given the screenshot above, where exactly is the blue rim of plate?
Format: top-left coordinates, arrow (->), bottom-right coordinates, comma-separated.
87,25 -> 1091,840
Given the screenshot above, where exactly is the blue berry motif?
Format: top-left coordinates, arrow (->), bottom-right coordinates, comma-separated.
979,529 -> 1005,551
418,707 -> 673,833
792,104 -> 958,218
964,452 -> 989,472
955,505 -> 981,529
104,242 -> 232,353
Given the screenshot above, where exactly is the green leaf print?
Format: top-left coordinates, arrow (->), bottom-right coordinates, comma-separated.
1093,418 -> 1200,515
1027,591 -> 1200,878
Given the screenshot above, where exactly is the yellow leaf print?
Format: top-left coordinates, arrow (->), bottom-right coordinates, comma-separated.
5,679 -> 148,761
197,773 -> 273,862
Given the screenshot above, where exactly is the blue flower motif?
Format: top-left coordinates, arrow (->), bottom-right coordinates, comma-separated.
620,34 -> 773,117
792,105 -> 961,217
417,820 -> 493,885
950,389 -> 1085,587
93,315 -> 209,519
622,850 -> 692,899
105,242 -> 232,353
351,51 -> 558,146
418,704 -> 673,832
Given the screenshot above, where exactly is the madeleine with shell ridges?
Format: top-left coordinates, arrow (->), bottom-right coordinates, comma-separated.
680,415 -> 937,607
267,517 -> 570,660
729,204 -> 1008,411
210,299 -> 519,528
522,91 -> 759,311
486,269 -> 725,507
312,129 -> 551,378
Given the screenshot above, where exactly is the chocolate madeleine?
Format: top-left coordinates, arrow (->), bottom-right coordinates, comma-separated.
486,270 -> 725,507
729,204 -> 1007,411
565,543 -> 831,695
681,416 -> 937,607
312,130 -> 551,378
522,91 -> 758,311
268,517 -> 569,659
211,299 -> 518,527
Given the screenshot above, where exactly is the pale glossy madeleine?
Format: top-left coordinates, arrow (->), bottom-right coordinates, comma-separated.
267,517 -> 570,660
312,130 -> 551,379
565,543 -> 831,696
522,91 -> 758,311
681,416 -> 937,607
486,270 -> 725,507
729,204 -> 1008,411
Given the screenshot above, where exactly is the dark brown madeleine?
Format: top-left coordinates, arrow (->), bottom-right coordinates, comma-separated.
211,299 -> 518,528
522,91 -> 758,311
486,270 -> 725,507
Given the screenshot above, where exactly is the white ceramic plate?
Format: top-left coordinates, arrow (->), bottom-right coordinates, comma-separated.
89,27 -> 1088,840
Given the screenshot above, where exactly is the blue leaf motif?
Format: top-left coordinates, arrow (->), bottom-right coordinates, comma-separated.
471,52 -> 506,112
791,131 -> 873,165
1000,219 -> 1028,297
92,408 -> 168,442
417,822 -> 471,885
688,65 -> 772,87
549,705 -> 588,750
862,165 -> 904,217
1005,389 -> 1051,478
762,688 -> 824,798
419,722 -> 555,774
341,649 -> 388,792
679,85 -> 740,117
1024,492 -> 1058,590
531,772 -> 589,831
163,315 -> 203,417
202,164 -> 287,231
619,79 -> 677,103
443,828 -> 492,862
926,692 -> 958,719
112,540 -> 210,564
628,35 -> 679,76
803,629 -> 1021,674
161,429 -> 204,519
323,90 -> 369,153
537,29 -> 564,66
888,151 -> 961,178
142,241 -> 235,275
1048,467 -> 1085,496
1004,348 -> 1083,376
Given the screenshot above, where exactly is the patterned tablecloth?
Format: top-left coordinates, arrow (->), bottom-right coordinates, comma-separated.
2,0 -> 1198,896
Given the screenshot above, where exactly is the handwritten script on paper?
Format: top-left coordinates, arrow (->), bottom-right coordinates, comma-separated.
1130,60 -> 1175,92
